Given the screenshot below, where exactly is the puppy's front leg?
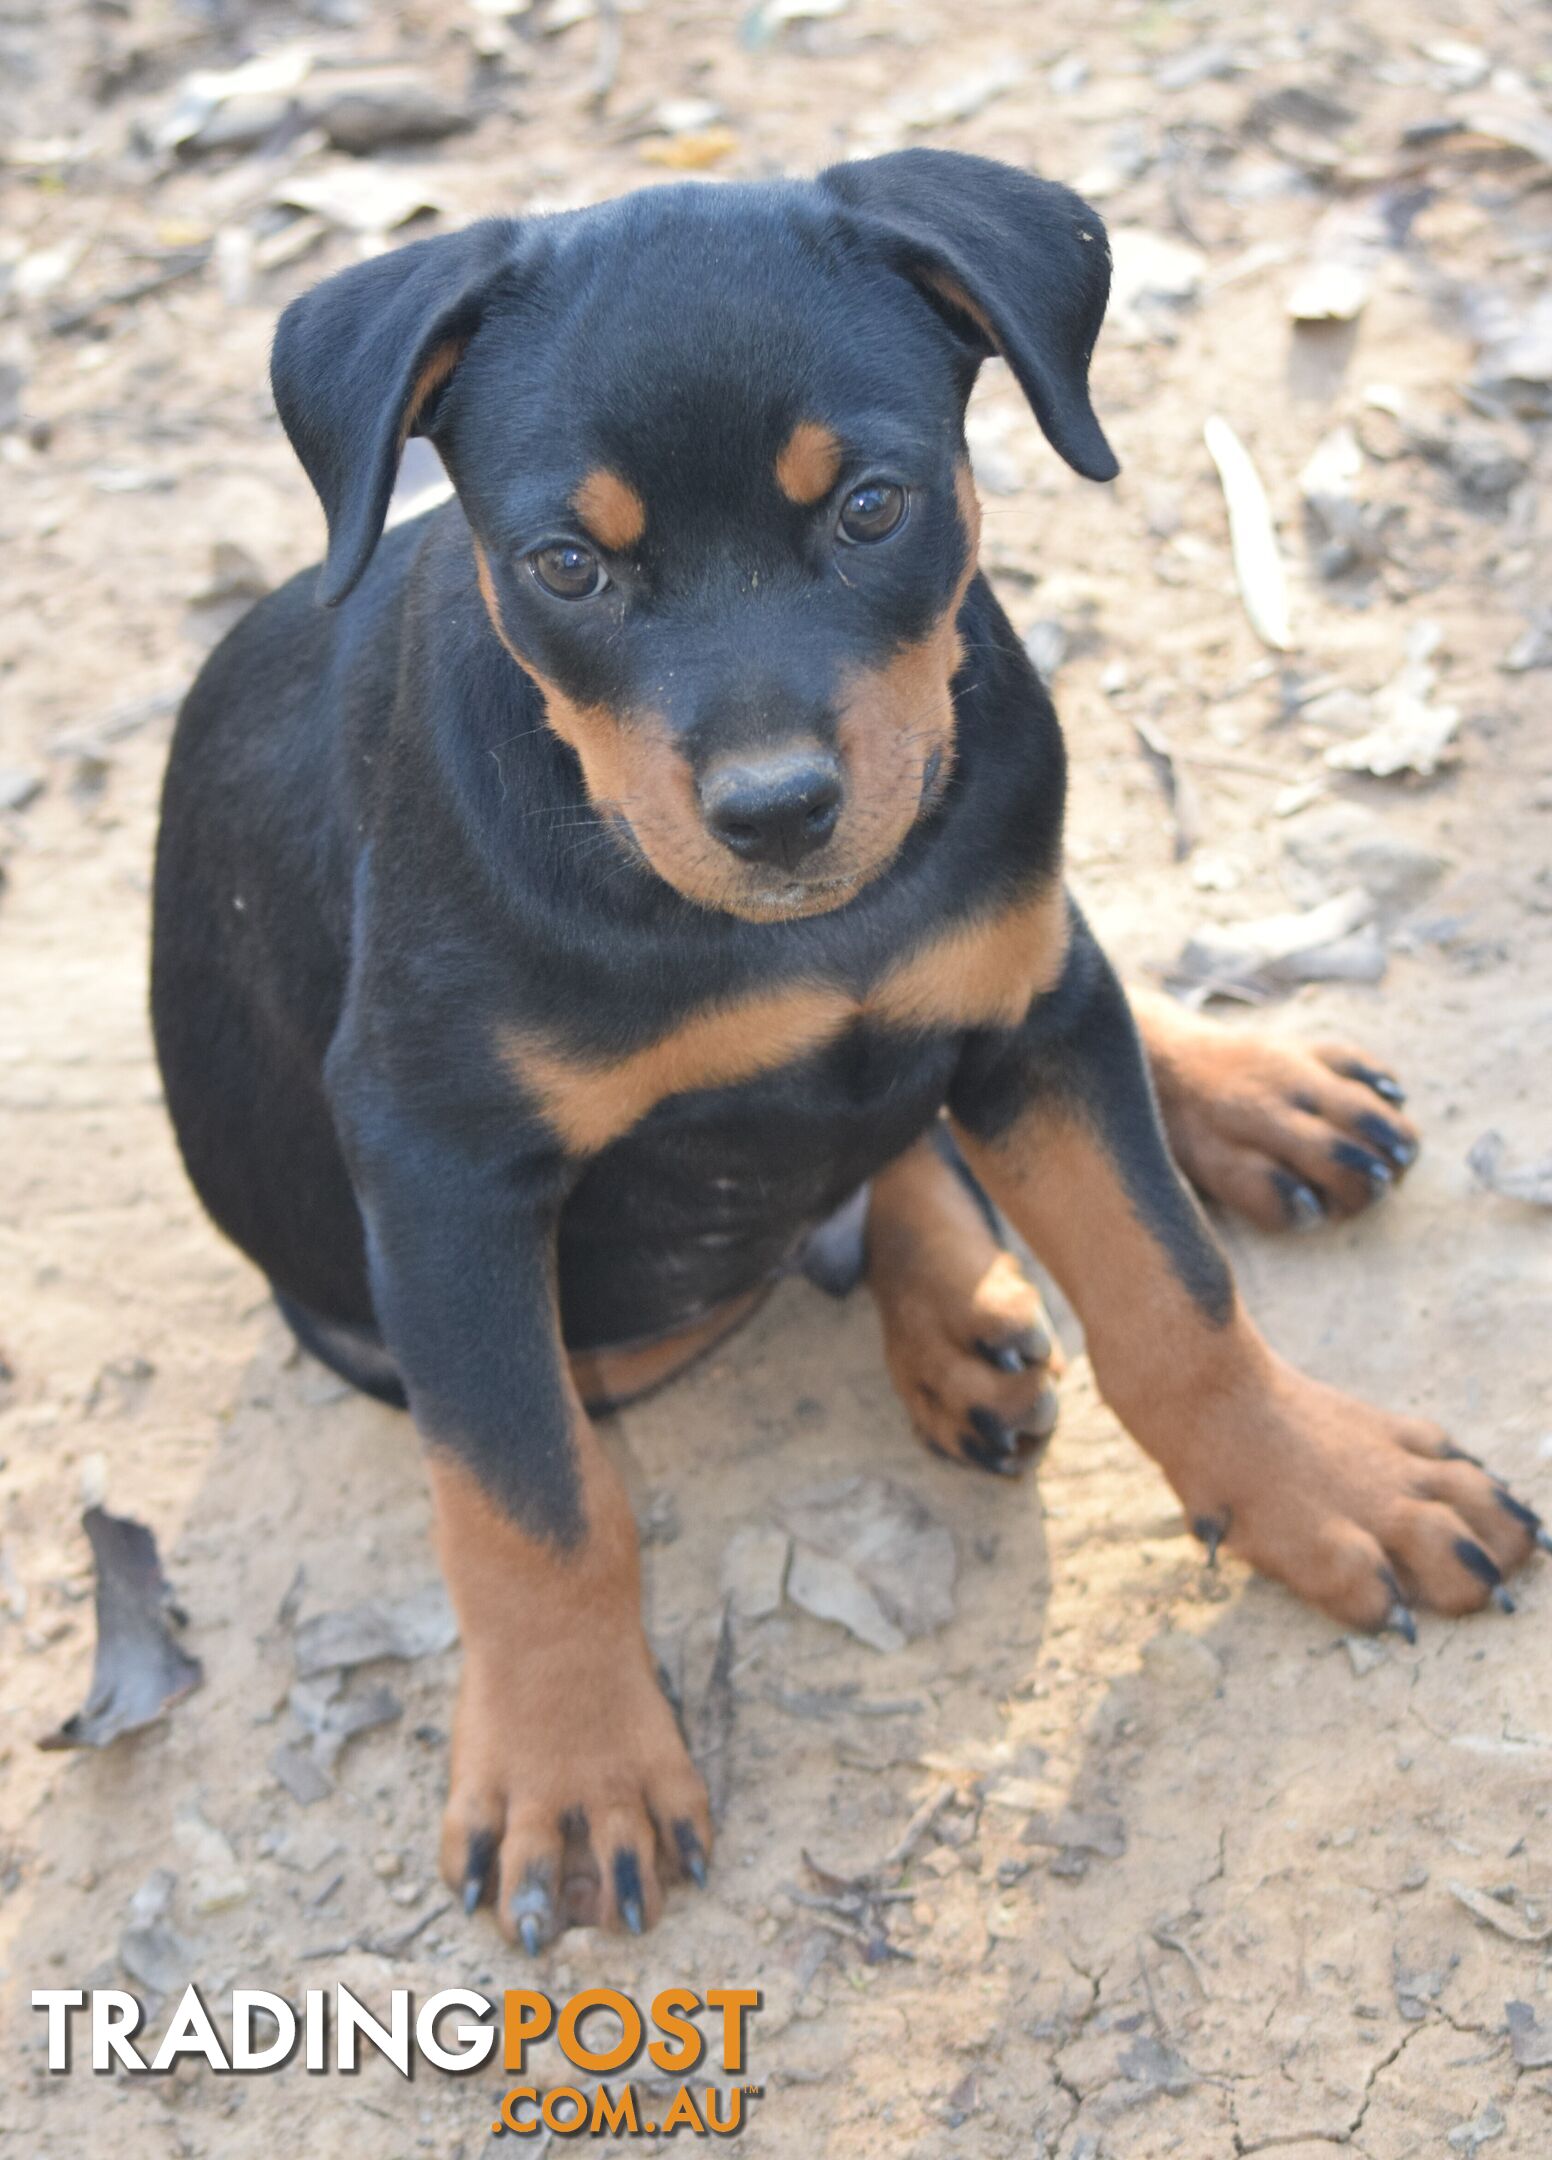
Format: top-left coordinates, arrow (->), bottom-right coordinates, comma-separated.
331,1078 -> 709,1946
948,907 -> 1539,1630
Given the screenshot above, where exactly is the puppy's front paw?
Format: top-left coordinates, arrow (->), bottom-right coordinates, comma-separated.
880,1242 -> 1064,1476
1151,1024 -> 1419,1232
442,1641 -> 710,1947
1161,1354 -> 1542,1633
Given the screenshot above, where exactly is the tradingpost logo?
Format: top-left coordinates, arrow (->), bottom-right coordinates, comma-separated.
32,1982 -> 763,2136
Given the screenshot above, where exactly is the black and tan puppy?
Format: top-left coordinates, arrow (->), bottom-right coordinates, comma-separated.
151,151 -> 1540,1947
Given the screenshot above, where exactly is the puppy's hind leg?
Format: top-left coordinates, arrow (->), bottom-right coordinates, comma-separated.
273,1288 -> 408,1409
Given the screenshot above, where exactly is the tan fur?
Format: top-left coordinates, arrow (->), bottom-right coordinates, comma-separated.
572,468 -> 647,551
872,878 -> 1068,1032
1129,989 -> 1422,1230
430,1431 -> 709,1938
951,1108 -> 1534,1626
499,870 -> 1066,1155
398,339 -> 466,450
866,1132 -> 1059,1463
774,420 -> 842,505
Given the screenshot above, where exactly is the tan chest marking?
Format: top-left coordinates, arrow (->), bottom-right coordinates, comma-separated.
870,880 -> 1068,1033
500,879 -> 1067,1155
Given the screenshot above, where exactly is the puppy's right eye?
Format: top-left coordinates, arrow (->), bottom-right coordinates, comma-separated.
528,543 -> 609,601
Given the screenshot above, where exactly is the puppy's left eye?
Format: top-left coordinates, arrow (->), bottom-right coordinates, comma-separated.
838,482 -> 908,545
528,543 -> 610,601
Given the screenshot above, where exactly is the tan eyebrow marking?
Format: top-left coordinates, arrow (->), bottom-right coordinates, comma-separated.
571,468 -> 647,551
774,420 -> 842,506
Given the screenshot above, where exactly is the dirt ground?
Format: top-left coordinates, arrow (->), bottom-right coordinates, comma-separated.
3,1 -> 1552,2154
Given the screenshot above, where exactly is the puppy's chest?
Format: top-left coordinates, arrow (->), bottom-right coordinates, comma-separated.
557,1020 -> 961,1338
503,877 -> 1066,1159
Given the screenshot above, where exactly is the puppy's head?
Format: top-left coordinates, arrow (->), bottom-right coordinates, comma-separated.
272,151 -> 1117,922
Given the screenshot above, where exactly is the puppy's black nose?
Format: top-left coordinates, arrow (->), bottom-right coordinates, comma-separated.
701,754 -> 843,871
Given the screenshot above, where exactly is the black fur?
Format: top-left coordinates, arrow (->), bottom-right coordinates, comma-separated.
152,151 -> 1225,1541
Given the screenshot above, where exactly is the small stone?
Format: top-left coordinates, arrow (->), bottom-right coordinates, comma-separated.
1502,612 -> 1552,674
1344,1634 -> 1387,1677
1447,2103 -> 1506,2154
0,767 -> 44,813
174,1806 -> 249,1914
310,74 -> 472,155
1023,619 -> 1068,681
639,1488 -> 681,1548
372,1850 -> 403,1880
1048,55 -> 1089,96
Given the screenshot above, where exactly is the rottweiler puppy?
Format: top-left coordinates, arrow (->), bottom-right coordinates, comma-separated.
151,150 -> 1541,1947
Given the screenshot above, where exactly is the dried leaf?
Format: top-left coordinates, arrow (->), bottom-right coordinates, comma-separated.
1204,416 -> 1292,651
1502,611 -> 1552,673
1022,1808 -> 1127,1858
1506,2001 -> 1552,2069
1448,1880 -> 1552,1943
276,167 -> 445,237
1118,2033 -> 1196,2095
782,1476 -> 956,1651
1174,888 -> 1385,1000
1325,623 -> 1459,779
38,1508 -> 202,1750
1457,99 -> 1552,168
292,1583 -> 457,1678
720,1525 -> 791,1620
1466,289 -> 1552,419
1131,715 -> 1201,858
696,1599 -> 737,1823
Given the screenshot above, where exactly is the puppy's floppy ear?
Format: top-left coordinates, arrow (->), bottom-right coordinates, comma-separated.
271,218 -> 519,605
819,148 -> 1118,483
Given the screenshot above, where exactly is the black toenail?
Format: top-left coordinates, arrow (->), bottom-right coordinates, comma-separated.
1193,1512 -> 1230,1566
970,1406 -> 1020,1456
1331,1139 -> 1394,1189
463,1829 -> 496,1915
1382,1600 -> 1417,1644
511,1868 -> 555,1955
1342,1061 -> 1406,1106
1272,1170 -> 1324,1230
1495,1489 -> 1543,1538
978,1340 -> 1026,1374
1454,1537 -> 1504,1592
613,1850 -> 645,1934
1354,1111 -> 1416,1169
1024,1385 -> 1060,1441
673,1820 -> 708,1889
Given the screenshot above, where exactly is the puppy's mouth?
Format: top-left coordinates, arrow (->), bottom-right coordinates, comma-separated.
729,870 -> 870,922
